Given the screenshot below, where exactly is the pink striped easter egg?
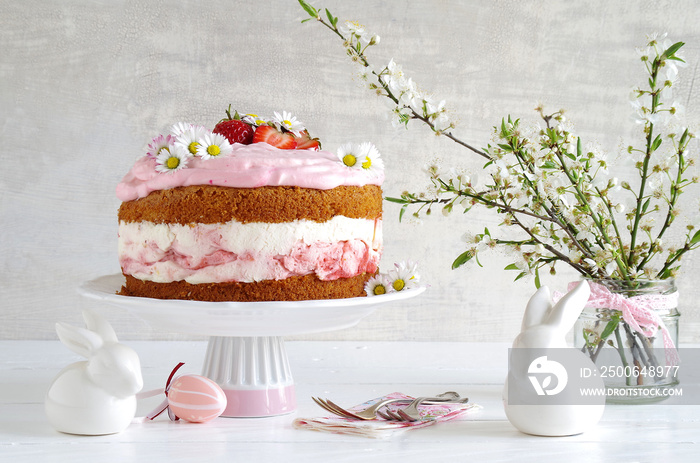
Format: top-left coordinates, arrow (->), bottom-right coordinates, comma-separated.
167,375 -> 227,423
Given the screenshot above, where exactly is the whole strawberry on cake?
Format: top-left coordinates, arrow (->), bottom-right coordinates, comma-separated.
116,108 -> 384,302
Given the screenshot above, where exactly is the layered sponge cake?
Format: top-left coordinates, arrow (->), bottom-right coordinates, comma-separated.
116,111 -> 383,302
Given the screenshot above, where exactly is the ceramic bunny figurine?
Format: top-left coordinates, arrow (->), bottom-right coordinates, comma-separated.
502,280 -> 605,436
45,309 -> 143,435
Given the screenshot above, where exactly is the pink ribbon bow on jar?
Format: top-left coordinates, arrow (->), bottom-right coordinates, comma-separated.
568,281 -> 679,365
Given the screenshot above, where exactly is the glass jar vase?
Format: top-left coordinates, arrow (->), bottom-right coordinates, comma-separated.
574,278 -> 680,404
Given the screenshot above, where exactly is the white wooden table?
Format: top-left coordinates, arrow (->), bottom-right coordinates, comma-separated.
2,341 -> 698,462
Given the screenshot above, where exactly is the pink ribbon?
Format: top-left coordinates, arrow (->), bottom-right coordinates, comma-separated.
568,281 -> 679,365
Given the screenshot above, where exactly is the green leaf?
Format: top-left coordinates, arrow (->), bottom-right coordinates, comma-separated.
452,250 -> 474,269
384,196 -> 408,204
690,229 -> 700,245
504,263 -> 520,271
662,41 -> 685,59
513,271 -> 528,282
399,204 -> 408,222
600,313 -> 620,340
534,266 -> 541,289
298,0 -> 318,18
325,8 -> 338,27
651,134 -> 663,152
577,136 -> 582,159
642,198 -> 651,213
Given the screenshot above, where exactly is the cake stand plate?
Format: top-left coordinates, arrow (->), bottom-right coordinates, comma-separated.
78,274 -> 425,418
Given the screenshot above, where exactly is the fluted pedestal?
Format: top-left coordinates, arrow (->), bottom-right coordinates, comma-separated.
202,336 -> 295,417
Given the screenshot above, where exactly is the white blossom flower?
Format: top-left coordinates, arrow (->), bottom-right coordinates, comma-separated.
155,145 -> 189,173
357,64 -> 374,82
361,34 -> 380,46
195,132 -> 233,160
340,20 -> 366,38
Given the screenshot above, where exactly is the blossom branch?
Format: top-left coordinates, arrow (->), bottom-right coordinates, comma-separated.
299,3 -> 698,283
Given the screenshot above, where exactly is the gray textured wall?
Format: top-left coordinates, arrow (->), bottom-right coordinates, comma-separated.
2,0 -> 700,342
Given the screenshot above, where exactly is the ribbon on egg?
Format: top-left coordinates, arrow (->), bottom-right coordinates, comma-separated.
145,362 -> 186,421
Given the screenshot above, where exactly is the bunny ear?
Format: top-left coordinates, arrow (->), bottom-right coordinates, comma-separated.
544,280 -> 591,331
521,286 -> 552,331
55,322 -> 104,358
82,309 -> 119,343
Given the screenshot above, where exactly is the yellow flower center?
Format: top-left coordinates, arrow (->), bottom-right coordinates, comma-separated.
283,119 -> 292,127
188,142 -> 199,155
362,157 -> 372,169
373,285 -> 386,295
165,156 -> 180,170
343,154 -> 357,167
392,279 -> 405,291
207,145 -> 221,156
158,146 -> 170,156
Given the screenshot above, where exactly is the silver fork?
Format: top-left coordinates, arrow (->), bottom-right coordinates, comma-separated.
313,391 -> 461,421
313,396 -> 411,420
377,395 -> 469,422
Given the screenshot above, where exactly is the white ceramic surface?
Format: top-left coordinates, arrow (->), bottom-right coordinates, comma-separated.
78,274 -> 426,337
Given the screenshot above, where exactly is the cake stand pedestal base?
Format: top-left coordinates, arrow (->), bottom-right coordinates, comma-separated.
202,336 -> 295,417
78,275 -> 425,419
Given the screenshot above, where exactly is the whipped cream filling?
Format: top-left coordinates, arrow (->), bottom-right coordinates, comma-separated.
116,142 -> 384,202
118,216 -> 382,284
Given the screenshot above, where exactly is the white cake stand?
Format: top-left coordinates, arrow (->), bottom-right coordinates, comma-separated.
78,274 -> 425,418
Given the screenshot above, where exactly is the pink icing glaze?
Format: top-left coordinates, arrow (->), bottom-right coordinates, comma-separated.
116,142 -> 384,201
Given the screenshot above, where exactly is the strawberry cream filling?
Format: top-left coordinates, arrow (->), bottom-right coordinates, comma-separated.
118,217 -> 381,284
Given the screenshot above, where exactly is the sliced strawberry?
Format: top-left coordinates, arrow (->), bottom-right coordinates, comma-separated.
213,106 -> 254,144
294,130 -> 321,150
253,125 -> 298,149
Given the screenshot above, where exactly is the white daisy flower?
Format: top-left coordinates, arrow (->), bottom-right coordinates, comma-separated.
155,145 -> 189,174
170,122 -> 194,137
336,143 -> 367,169
272,111 -> 305,136
174,125 -> 208,157
358,142 -> 384,174
387,261 -> 420,291
365,274 -> 393,296
146,134 -> 174,158
241,113 -> 267,127
195,132 -> 233,160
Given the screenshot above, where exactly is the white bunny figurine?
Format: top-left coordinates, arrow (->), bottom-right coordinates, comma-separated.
502,280 -> 605,436
45,309 -> 143,435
